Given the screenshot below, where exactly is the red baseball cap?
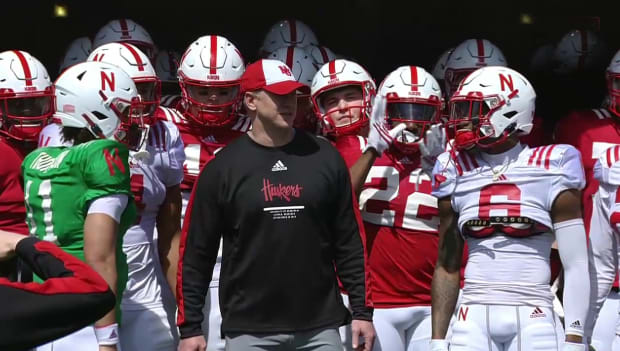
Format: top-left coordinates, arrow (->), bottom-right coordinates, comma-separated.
241,59 -> 310,95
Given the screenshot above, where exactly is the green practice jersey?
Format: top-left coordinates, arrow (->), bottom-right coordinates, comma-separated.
22,139 -> 136,320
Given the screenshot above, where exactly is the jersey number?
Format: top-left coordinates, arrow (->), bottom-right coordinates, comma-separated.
359,166 -> 439,232
131,174 -> 146,224
24,179 -> 57,243
478,183 -> 521,219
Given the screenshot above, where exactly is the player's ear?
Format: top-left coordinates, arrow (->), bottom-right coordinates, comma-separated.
244,91 -> 258,113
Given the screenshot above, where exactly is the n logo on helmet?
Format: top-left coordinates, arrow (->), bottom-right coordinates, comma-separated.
92,53 -> 105,62
499,74 -> 514,92
101,71 -> 115,91
278,65 -> 292,76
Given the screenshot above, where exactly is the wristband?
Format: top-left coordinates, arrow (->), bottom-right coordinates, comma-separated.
562,341 -> 585,351
430,339 -> 449,351
95,323 -> 119,345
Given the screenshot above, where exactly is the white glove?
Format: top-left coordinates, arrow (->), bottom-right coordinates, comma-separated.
430,339 -> 449,351
363,94 -> 406,155
562,341 -> 586,351
419,123 -> 447,175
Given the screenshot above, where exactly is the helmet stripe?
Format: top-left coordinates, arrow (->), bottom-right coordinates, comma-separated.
476,39 -> 485,64
409,66 -> 418,92
209,36 -> 218,75
12,50 -> 32,86
319,47 -> 329,63
285,47 -> 295,70
578,29 -> 588,71
120,43 -> 145,72
119,19 -> 130,38
328,60 -> 337,80
289,19 -> 297,43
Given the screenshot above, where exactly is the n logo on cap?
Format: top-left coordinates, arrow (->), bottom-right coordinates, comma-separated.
278,65 -> 292,76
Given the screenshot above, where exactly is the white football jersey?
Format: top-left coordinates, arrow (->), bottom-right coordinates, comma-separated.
122,111 -> 185,309
588,146 -> 620,334
432,143 -> 585,307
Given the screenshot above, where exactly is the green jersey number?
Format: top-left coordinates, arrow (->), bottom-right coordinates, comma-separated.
25,179 -> 57,243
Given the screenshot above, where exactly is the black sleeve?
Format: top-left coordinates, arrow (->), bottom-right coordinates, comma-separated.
177,164 -> 223,338
0,237 -> 115,351
330,156 -> 373,321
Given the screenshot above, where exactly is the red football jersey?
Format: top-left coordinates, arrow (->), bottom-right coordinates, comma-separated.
0,138 -> 28,235
334,136 -> 440,307
555,108 -> 620,287
554,108 -> 620,233
155,106 -> 251,192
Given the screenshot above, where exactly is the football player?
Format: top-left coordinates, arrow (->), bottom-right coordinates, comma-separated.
0,50 -> 54,280
26,61 -> 140,351
555,49 -> 620,350
87,42 -> 186,351
431,66 -> 589,351
163,35 -> 248,351
588,145 -> 620,351
327,65 -> 444,351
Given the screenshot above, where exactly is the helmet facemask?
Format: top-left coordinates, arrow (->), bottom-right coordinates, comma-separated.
100,91 -> 148,151
607,71 -> 620,117
0,86 -> 55,142
134,77 -> 161,119
385,93 -> 441,154
314,82 -> 375,137
447,90 -> 519,150
179,73 -> 241,127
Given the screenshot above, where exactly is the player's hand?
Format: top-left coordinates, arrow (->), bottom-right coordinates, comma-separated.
351,319 -> 375,351
0,230 -> 26,261
178,335 -> 207,351
364,94 -> 406,156
420,123 -> 447,175
99,345 -> 117,351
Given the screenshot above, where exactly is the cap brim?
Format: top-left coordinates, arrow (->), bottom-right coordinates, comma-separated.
263,81 -> 310,95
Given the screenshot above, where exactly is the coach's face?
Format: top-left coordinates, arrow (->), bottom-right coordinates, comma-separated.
245,90 -> 297,128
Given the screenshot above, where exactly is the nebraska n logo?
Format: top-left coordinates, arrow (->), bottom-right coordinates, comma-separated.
103,148 -> 126,176
101,71 -> 115,91
499,74 -> 514,92
458,306 -> 469,321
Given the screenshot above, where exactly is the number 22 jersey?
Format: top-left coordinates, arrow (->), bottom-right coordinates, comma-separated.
431,143 -> 585,307
335,135 -> 440,307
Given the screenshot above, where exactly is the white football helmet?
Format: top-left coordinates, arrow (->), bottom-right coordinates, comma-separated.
59,37 -> 92,74
431,47 -> 454,84
0,50 -> 54,142
606,49 -> 620,117
553,29 -> 606,74
307,45 -> 336,69
259,19 -> 319,57
311,59 -> 376,136
55,61 -> 147,150
268,46 -> 318,132
154,50 -> 180,83
447,66 -> 535,150
378,66 -> 442,153
268,46 -> 317,87
88,42 -> 160,118
444,39 -> 507,98
178,35 -> 245,126
92,19 -> 156,61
